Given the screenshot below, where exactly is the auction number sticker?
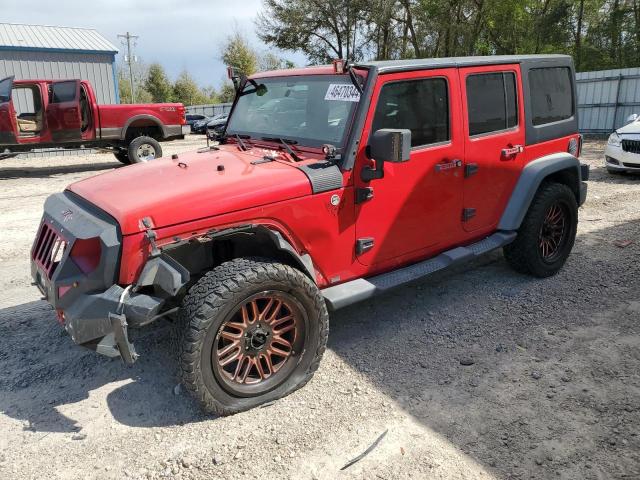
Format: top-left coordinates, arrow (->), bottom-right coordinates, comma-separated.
325,84 -> 360,102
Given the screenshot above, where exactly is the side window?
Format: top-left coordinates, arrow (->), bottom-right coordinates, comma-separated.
50,81 -> 78,103
529,67 -> 573,126
372,77 -> 449,148
467,72 -> 518,136
0,77 -> 13,103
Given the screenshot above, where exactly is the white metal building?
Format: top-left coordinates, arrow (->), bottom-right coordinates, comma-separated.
0,23 -> 119,112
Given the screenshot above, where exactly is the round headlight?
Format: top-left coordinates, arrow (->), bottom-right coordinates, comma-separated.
607,132 -> 621,146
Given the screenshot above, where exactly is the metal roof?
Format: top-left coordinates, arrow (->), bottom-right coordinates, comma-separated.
356,54 -> 572,73
0,23 -> 118,54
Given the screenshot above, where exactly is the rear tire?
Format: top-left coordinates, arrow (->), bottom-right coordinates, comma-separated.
503,182 -> 578,278
174,258 -> 329,416
114,150 -> 130,165
127,136 -> 162,163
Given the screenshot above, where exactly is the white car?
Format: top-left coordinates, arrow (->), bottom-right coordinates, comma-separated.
605,113 -> 640,174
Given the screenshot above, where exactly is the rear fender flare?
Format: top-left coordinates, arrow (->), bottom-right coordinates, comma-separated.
121,114 -> 167,140
498,153 -> 583,231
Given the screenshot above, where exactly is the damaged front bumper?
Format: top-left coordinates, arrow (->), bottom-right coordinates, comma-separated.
31,191 -> 189,364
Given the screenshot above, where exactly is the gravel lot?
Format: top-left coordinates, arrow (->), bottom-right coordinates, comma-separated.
0,138 -> 638,480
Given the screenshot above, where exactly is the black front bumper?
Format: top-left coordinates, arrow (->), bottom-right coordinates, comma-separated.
30,192 -> 174,364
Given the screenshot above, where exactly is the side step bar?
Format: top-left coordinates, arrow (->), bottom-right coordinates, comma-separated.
321,231 -> 517,311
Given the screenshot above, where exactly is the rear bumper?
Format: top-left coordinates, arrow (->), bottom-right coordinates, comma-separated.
165,124 -> 189,139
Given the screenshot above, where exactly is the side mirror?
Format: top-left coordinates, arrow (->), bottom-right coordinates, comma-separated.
626,113 -> 639,124
361,129 -> 411,182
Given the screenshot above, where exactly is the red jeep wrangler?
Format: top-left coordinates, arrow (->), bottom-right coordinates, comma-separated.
31,55 -> 588,415
0,77 -> 188,163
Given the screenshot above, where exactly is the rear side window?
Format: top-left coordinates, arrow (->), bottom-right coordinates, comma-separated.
50,81 -> 77,103
466,72 -> 518,136
529,67 -> 573,126
372,77 -> 449,148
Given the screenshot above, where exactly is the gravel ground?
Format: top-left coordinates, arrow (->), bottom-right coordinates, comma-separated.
0,138 -> 638,480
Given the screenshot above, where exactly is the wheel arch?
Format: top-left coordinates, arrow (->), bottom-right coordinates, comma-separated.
162,224 -> 317,284
121,114 -> 167,141
499,153 -> 584,231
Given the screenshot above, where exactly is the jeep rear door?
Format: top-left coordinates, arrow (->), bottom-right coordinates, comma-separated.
354,68 -> 465,267
459,65 -> 525,232
0,76 -> 17,145
46,80 -> 83,142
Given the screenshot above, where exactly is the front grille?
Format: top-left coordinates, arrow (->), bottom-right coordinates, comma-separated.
32,222 -> 67,278
623,162 -> 640,169
622,140 -> 640,154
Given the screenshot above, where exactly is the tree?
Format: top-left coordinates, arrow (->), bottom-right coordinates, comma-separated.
218,83 -> 237,103
259,52 -> 295,71
118,64 -> 151,104
173,71 -> 209,106
145,63 -> 173,103
221,31 -> 259,76
256,0 -> 640,72
257,0 -> 369,63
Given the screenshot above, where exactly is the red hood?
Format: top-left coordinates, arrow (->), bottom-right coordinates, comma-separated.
68,145 -> 312,235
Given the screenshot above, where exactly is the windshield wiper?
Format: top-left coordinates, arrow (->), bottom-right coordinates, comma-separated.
233,133 -> 251,151
261,137 -> 301,162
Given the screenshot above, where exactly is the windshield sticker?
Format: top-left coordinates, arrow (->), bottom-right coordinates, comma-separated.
324,84 -> 360,102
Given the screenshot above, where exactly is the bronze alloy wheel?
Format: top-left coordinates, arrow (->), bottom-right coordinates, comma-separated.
212,291 -> 306,396
538,201 -> 569,262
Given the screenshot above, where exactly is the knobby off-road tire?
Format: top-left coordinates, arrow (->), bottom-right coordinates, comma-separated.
504,182 -> 578,278
174,258 -> 329,416
113,150 -> 130,165
127,136 -> 162,163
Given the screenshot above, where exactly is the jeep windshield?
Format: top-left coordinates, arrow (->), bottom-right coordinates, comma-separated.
225,75 -> 360,149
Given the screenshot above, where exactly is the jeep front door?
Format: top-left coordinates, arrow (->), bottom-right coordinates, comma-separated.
0,76 -> 17,145
46,80 -> 83,142
354,69 -> 465,267
460,65 -> 525,232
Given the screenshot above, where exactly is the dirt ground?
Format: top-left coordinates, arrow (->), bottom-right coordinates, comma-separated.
0,138 -> 638,480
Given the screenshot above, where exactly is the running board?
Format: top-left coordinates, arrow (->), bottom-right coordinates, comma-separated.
321,231 -> 517,311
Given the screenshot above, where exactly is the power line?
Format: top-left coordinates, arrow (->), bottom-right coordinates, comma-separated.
117,32 -> 139,103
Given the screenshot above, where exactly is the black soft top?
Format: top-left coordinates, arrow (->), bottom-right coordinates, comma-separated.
355,54 -> 572,74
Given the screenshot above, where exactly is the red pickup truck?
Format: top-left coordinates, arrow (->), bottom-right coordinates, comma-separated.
0,76 -> 188,163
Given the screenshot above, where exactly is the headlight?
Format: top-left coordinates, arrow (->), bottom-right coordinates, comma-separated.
608,132 -> 621,147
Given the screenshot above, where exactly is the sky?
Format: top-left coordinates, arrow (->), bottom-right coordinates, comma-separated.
2,0 -> 307,88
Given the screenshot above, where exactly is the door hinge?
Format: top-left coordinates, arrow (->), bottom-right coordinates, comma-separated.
356,237 -> 374,255
464,163 -> 479,178
462,208 -> 476,222
355,187 -> 374,204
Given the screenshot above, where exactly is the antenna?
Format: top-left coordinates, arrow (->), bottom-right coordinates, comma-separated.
117,32 -> 139,103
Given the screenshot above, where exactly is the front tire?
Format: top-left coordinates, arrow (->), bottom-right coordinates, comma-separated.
175,258 -> 329,415
127,136 -> 162,163
113,150 -> 130,165
503,182 -> 578,278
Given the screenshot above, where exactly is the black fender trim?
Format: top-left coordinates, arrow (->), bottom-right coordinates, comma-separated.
260,227 -> 316,280
121,114 -> 167,140
498,153 -> 587,231
135,253 -> 190,296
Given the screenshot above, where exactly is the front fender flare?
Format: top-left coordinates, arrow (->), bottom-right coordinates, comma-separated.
498,153 -> 585,231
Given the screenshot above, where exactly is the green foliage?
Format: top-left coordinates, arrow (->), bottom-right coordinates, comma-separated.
173,71 -> 210,106
218,83 -> 237,103
117,65 -> 152,104
145,63 -> 174,103
222,31 -> 259,76
257,0 -> 640,71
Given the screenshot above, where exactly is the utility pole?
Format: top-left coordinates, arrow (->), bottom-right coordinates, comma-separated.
118,32 -> 139,103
